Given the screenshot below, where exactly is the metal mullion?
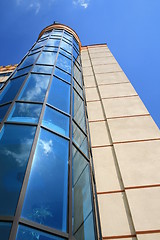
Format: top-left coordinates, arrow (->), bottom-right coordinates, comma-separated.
68,31 -> 74,240
17,64 -> 33,71
19,218 -> 69,239
86,49 -> 102,240
8,33 -> 53,240
0,216 -> 14,222
41,125 -> 70,141
0,43 -> 46,132
6,121 -> 38,127
16,100 -> 43,104
46,103 -> 70,117
0,101 -> 12,107
56,65 -> 71,76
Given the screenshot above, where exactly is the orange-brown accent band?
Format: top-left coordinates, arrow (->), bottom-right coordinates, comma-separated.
107,114 -> 150,120
38,23 -> 81,49
136,229 -> 160,235
125,184 -> 160,190
97,190 -> 124,195
103,234 -> 136,239
113,138 -> 160,145
92,144 -> 112,148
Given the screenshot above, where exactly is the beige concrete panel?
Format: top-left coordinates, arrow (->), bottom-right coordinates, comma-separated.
2,76 -> 9,81
93,63 -> 122,74
114,140 -> 160,187
82,66 -> 93,76
96,72 -> 129,85
89,121 -> 111,146
137,233 -> 160,240
85,87 -> 99,101
98,193 -> 135,237
108,116 -> 160,143
88,47 -> 109,53
87,101 -> 104,121
99,83 -> 137,99
90,51 -> 113,58
126,187 -> 160,231
92,147 -> 122,192
92,56 -> 117,66
82,59 -> 91,67
102,96 -> 149,118
83,75 -> 96,88
115,238 -> 136,240
81,52 -> 89,60
0,77 -> 4,83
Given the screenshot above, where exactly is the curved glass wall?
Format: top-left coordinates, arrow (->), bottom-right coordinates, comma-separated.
0,26 -> 97,240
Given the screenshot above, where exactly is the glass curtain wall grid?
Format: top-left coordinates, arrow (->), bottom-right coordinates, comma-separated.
0,27 -> 98,240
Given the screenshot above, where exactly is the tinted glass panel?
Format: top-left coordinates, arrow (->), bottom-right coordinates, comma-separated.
43,106 -> 69,137
0,104 -> 10,122
73,79 -> 83,98
61,41 -> 72,53
64,31 -> 72,42
37,51 -> 57,65
56,54 -> 71,74
47,77 -> 70,113
54,67 -> 71,83
32,64 -> 53,74
46,39 -> 60,47
74,213 -> 95,240
8,103 -> 42,123
0,76 -> 26,105
73,64 -> 82,86
13,65 -> 32,78
21,128 -> 69,232
73,90 -> 86,133
16,225 -> 65,240
72,122 -> 88,157
0,124 -> 36,215
32,40 -> 46,50
20,52 -> 40,68
44,46 -> 58,52
73,48 -> 79,61
19,74 -> 50,102
72,147 -> 93,235
59,48 -> 71,59
0,222 -> 12,240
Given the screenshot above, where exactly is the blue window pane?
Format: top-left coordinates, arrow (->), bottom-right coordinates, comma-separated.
72,122 -> 88,157
54,67 -> 71,83
73,37 -> 79,51
73,90 -> 86,133
42,106 -> 69,137
73,48 -> 79,61
16,225 -> 65,240
0,104 -> 10,122
56,54 -> 71,74
0,124 -> 36,215
72,147 -> 93,235
32,64 -> 53,74
13,65 -> 32,78
61,41 -> 72,53
74,213 -> 95,240
8,103 -> 42,123
46,39 -> 60,47
47,77 -> 70,113
37,51 -> 57,65
0,76 -> 26,105
0,222 -> 12,240
21,128 -> 69,232
73,79 -> 83,99
19,74 -> 50,102
20,52 -> 40,68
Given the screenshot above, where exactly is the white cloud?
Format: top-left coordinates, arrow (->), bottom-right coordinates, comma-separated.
73,0 -> 90,9
28,2 -> 41,15
39,139 -> 53,155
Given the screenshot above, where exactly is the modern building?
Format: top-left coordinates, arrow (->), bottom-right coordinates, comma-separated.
0,23 -> 160,240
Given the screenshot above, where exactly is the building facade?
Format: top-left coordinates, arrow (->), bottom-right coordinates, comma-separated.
0,23 -> 160,240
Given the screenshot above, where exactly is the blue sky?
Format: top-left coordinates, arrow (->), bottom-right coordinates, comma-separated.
0,0 -> 160,128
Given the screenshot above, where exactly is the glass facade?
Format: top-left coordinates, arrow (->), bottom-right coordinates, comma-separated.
0,25 -> 97,240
